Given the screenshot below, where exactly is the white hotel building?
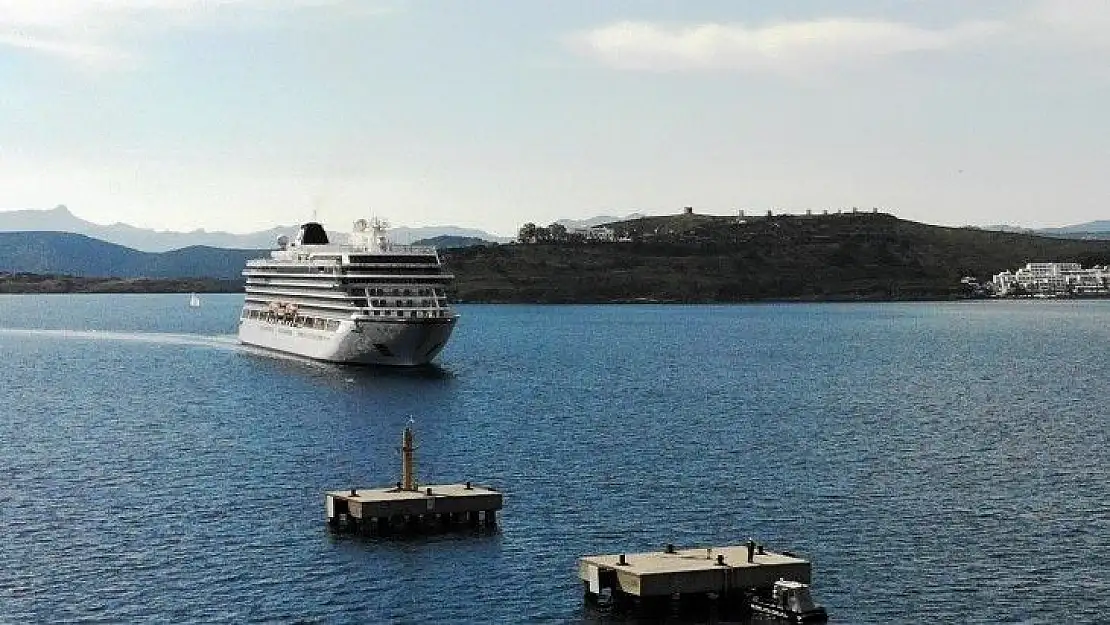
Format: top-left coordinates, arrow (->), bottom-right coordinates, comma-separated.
993,262 -> 1110,296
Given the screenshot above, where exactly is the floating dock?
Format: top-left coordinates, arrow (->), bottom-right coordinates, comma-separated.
579,541 -> 812,612
325,425 -> 502,535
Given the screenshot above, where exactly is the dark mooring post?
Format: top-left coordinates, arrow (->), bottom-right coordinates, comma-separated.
401,425 -> 416,491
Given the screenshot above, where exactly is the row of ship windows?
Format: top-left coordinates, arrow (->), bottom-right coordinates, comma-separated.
372,309 -> 451,318
348,255 -> 439,264
246,266 -> 336,274
345,268 -> 444,276
367,299 -> 439,308
242,309 -> 341,331
246,266 -> 441,275
243,306 -> 449,322
366,287 -> 443,297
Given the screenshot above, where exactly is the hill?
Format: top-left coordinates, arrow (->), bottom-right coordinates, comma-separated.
6,213 -> 1110,301
412,235 -> 492,249
0,273 -> 239,294
0,205 -> 509,252
441,213 -> 1110,303
1039,220 -> 1110,234
0,232 -> 258,280
985,220 -> 1110,240
1034,220 -> 1110,240
554,213 -> 644,229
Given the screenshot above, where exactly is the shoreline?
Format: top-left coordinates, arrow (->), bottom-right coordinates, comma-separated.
0,275 -> 242,295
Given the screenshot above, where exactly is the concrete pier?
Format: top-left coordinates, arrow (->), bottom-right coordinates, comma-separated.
326,482 -> 502,534
579,542 -> 812,613
325,425 -> 502,535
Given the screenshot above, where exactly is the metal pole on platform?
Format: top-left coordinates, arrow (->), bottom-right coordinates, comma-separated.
401,425 -> 416,491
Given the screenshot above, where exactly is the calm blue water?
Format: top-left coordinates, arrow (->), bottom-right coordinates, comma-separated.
0,295 -> 1107,624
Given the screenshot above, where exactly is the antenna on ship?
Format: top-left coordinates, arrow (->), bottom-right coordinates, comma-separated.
367,217 -> 391,252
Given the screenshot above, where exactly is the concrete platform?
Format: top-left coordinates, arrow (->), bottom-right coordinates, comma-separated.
579,543 -> 811,599
326,482 -> 503,533
325,425 -> 504,535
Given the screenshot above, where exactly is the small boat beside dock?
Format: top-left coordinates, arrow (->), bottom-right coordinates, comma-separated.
750,579 -> 828,622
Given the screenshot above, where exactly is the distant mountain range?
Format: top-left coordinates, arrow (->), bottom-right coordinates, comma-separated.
555,213 -> 645,229
984,220 -> 1110,240
4,206 -> 1107,252
0,205 -> 511,252
0,225 -> 493,281
1041,220 -> 1110,234
410,235 -> 492,249
0,232 -> 257,279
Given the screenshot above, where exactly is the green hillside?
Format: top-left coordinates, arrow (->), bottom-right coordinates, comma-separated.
442,213 -> 1110,302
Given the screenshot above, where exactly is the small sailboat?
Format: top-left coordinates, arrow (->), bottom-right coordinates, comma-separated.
189,293 -> 201,308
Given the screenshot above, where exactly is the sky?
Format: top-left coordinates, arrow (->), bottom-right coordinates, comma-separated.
0,0 -> 1108,236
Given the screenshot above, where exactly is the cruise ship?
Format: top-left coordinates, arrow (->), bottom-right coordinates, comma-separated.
238,218 -> 458,366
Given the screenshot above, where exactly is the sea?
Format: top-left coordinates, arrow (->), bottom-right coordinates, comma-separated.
0,294 -> 1107,624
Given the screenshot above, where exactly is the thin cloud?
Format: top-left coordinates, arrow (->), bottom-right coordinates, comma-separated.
566,18 -> 1000,73
1022,0 -> 1110,47
0,0 -> 394,70
566,1 -> 1110,74
0,32 -> 133,70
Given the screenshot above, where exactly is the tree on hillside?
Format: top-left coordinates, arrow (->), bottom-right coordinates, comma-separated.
517,222 -> 538,244
548,223 -> 568,242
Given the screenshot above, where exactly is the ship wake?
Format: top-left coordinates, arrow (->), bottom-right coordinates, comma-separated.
0,328 -> 241,350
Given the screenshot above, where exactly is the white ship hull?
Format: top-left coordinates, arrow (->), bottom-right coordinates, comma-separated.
238,316 -> 457,366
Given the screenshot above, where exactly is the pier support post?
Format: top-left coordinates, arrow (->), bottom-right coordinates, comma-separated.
677,592 -> 711,614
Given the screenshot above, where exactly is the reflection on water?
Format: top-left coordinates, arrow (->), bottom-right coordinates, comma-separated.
238,348 -> 456,388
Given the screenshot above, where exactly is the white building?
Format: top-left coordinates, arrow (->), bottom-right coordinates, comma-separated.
993,262 -> 1110,296
568,226 -> 616,242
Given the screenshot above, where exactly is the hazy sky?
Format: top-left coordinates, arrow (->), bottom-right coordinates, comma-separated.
1,0 -> 1107,235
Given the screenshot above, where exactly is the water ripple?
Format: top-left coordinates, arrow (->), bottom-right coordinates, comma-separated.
0,297 -> 1107,623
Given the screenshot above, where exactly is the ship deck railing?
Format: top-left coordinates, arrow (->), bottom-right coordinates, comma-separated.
245,260 -> 445,270
252,243 -> 439,258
